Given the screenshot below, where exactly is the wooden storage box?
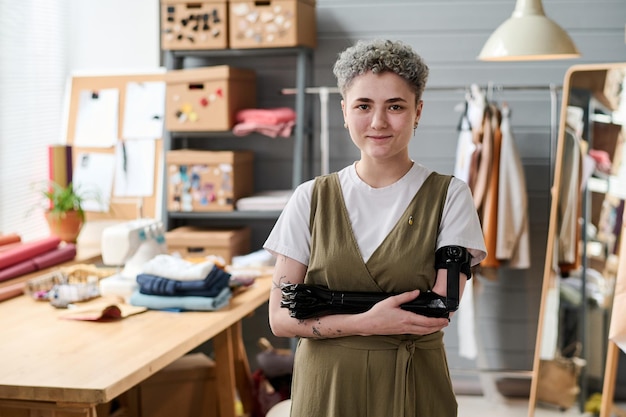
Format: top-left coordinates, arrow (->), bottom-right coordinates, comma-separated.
165,65 -> 257,131
229,0 -> 317,49
124,353 -> 218,417
166,226 -> 251,263
166,149 -> 254,211
161,0 -> 229,50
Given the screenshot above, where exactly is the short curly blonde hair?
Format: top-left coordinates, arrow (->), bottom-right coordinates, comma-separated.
332,39 -> 429,104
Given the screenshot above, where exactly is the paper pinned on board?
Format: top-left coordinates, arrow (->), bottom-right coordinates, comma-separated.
74,88 -> 119,148
72,152 -> 116,212
122,81 -> 166,140
114,139 -> 156,197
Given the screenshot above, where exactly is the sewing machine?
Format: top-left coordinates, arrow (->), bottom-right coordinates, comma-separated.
99,218 -> 167,298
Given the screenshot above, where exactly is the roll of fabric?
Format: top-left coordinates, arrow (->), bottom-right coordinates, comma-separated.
33,244 -> 77,269
0,234 -> 21,247
0,237 -> 61,270
0,243 -> 76,283
0,261 -> 37,283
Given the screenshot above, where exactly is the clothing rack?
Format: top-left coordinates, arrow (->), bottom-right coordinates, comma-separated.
282,84 -> 561,178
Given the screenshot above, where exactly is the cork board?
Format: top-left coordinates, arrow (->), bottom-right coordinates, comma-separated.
65,72 -> 165,221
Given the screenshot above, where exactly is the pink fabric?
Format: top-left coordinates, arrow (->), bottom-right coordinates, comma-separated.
0,236 -> 61,270
34,244 -> 76,269
0,244 -> 76,283
588,149 -> 612,174
236,107 -> 296,125
233,120 -> 295,138
0,262 -> 36,282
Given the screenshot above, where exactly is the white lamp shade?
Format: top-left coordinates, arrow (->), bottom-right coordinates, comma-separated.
478,0 -> 580,61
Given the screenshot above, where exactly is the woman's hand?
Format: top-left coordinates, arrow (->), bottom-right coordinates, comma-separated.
362,290 -> 450,336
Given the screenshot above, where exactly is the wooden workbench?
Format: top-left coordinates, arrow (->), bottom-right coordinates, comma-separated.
0,273 -> 272,417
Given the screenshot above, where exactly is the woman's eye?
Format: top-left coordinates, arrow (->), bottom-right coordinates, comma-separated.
357,104 -> 369,110
389,104 -> 402,111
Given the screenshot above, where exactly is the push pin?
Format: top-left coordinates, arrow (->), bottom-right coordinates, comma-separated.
408,216 -> 414,225
212,9 -> 221,23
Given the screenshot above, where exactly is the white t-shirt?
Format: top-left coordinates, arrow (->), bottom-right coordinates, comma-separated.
264,162 -> 487,266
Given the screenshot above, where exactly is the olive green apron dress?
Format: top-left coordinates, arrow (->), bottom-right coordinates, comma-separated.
289,171 -> 457,417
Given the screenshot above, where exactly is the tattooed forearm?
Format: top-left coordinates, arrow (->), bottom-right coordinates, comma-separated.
271,274 -> 291,291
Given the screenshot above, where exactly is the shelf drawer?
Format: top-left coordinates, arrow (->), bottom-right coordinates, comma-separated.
166,149 -> 254,212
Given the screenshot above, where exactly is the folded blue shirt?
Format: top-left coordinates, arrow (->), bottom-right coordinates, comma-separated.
136,265 -> 231,297
129,286 -> 232,312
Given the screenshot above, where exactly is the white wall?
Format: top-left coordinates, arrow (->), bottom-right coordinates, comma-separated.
67,0 -> 160,72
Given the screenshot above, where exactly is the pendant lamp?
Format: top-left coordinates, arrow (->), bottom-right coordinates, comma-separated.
478,0 -> 580,61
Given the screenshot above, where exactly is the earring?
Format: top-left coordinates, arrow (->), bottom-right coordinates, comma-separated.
344,123 -> 348,129
413,122 -> 418,136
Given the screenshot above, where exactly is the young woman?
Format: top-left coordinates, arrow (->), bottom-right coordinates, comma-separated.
264,39 -> 487,417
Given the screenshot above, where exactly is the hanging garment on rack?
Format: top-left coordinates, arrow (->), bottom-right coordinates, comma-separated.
495,104 -> 530,269
480,104 -> 502,271
557,126 -> 584,269
467,87 -> 494,212
453,91 -> 483,183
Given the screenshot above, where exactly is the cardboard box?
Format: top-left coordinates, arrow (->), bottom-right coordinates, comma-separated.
166,226 -> 251,264
161,0 -> 228,50
229,0 -> 317,49
166,149 -> 254,211
124,353 -> 218,417
165,65 -> 257,131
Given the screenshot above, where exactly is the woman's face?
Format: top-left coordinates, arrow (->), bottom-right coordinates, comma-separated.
342,70 -> 422,164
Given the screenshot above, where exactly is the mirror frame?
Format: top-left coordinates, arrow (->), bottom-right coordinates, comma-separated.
528,62 -> 626,416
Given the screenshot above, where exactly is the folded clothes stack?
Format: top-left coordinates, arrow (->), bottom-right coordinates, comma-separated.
129,254 -> 234,312
232,107 -> 297,138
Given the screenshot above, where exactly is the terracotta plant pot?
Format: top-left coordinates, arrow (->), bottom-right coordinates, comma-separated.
45,210 -> 84,243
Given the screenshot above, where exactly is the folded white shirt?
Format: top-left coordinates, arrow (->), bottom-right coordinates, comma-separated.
141,254 -> 215,281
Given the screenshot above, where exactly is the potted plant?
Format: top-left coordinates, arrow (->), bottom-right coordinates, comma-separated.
40,181 -> 89,243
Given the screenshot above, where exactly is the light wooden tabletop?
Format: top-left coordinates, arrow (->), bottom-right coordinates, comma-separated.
0,274 -> 272,405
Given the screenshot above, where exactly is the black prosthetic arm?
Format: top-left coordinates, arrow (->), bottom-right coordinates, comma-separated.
280,245 -> 472,320
434,245 -> 472,313
280,284 -> 449,319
